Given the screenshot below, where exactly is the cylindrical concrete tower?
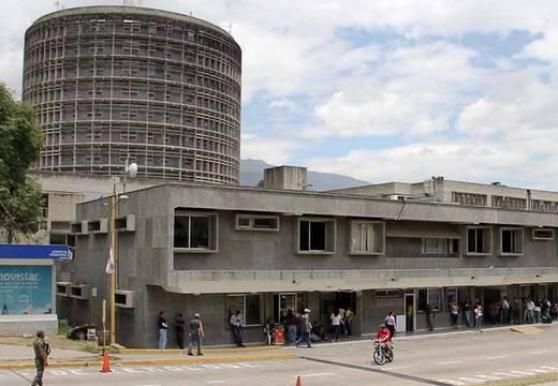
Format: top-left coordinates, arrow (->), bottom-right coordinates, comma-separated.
23,6 -> 241,184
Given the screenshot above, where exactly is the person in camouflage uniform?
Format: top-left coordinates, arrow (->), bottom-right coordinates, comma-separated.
31,330 -> 48,386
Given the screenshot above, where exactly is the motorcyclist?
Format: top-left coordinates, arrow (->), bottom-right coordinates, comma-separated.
374,323 -> 393,357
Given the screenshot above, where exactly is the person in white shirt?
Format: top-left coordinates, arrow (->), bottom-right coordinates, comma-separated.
230,310 -> 245,347
527,299 -> 535,324
384,311 -> 396,338
330,310 -> 342,342
474,304 -> 483,333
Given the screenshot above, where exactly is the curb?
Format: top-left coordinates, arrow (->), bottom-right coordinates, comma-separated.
0,352 -> 296,370
117,345 -> 281,355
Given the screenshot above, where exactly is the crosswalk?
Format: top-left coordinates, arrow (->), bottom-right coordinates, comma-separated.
438,366 -> 558,385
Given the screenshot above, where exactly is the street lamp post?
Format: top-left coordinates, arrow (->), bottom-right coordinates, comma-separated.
109,161 -> 137,346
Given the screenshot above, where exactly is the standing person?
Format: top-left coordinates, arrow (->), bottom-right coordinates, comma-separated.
158,311 -> 168,349
527,299 -> 535,324
385,311 -> 396,338
31,330 -> 48,386
450,301 -> 459,329
230,310 -> 245,347
330,310 -> 342,342
534,300 -> 541,323
462,300 -> 472,327
501,297 -> 510,324
286,310 -> 297,344
474,303 -> 483,333
425,304 -> 435,332
175,313 -> 185,349
344,308 -> 354,337
296,308 -> 312,348
187,313 -> 204,355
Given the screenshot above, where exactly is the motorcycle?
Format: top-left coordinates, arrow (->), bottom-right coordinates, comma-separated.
373,339 -> 393,365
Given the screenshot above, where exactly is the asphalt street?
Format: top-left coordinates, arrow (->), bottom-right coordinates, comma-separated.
2,325 -> 558,386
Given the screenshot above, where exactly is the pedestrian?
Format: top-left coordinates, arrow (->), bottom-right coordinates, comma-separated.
385,311 -> 396,337
286,309 -> 297,344
527,299 -> 535,324
462,300 -> 472,327
230,310 -> 245,347
344,308 -> 353,336
158,311 -> 168,349
474,303 -> 483,333
31,330 -> 48,386
425,304 -> 435,332
264,318 -> 273,345
534,300 -> 541,323
501,296 -> 510,324
175,313 -> 185,349
450,301 -> 459,329
330,309 -> 342,342
187,312 -> 204,355
296,308 -> 312,348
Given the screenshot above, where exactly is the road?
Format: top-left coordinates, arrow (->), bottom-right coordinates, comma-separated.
2,325 -> 558,386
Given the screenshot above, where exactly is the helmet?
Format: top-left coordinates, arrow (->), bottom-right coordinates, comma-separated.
380,323 -> 386,328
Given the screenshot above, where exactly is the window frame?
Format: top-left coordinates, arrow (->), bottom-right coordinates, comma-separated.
296,217 -> 336,255
465,226 -> 492,256
227,294 -> 263,327
421,237 -> 460,256
417,288 -> 442,312
235,214 -> 280,232
499,227 -> 524,256
174,210 -> 218,253
532,228 -> 555,241
349,220 -> 385,255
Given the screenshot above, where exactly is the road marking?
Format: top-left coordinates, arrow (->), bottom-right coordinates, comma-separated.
529,349 -> 550,355
458,376 -> 486,383
437,380 -> 465,386
436,360 -> 463,365
483,355 -> 508,360
206,381 -> 225,384
301,372 -> 335,377
509,370 -> 535,376
475,374 -> 503,380
123,367 -> 147,373
381,366 -> 409,371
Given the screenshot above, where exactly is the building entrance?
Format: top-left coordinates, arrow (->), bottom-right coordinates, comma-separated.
404,293 -> 415,332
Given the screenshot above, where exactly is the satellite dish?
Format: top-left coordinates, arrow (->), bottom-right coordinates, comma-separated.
128,162 -> 138,178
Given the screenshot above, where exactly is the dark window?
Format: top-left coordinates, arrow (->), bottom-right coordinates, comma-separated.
253,217 -> 278,229
467,228 -> 489,253
300,221 -> 310,250
245,295 -> 262,325
310,222 -> 326,250
237,217 -> 250,228
174,216 -> 189,248
190,217 -> 209,248
418,289 -> 427,312
501,229 -> 522,254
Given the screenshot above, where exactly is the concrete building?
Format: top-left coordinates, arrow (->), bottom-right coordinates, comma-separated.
331,177 -> 558,212
57,168 -> 558,347
23,6 -> 241,184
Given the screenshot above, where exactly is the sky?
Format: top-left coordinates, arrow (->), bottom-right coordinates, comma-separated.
2,1 -> 558,188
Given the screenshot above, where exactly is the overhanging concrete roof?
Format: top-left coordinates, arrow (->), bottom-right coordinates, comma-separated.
163,267 -> 558,294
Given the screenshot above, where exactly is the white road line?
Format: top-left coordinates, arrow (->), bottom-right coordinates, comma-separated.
475,374 -> 503,381
458,376 -> 487,383
436,360 -> 463,365
382,366 -> 409,371
206,381 -> 225,384
301,372 -> 335,377
437,380 -> 465,386
509,370 -> 536,376
529,350 -> 550,354
483,355 -> 508,360
491,372 -> 522,378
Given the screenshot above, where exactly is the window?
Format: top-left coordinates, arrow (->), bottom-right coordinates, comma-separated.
418,288 -> 442,312
532,228 -> 554,240
235,214 -> 279,231
466,226 -> 491,255
492,195 -> 527,209
452,192 -> 487,206
227,294 -> 262,326
421,238 -> 459,255
298,218 -> 336,253
350,221 -> 384,254
174,210 -> 217,251
500,228 -> 524,255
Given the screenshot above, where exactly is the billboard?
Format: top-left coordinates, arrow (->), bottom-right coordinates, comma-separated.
0,265 -> 53,315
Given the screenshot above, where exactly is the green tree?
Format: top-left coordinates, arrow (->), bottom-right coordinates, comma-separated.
0,83 -> 43,243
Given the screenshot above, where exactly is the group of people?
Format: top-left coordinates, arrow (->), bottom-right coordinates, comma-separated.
157,310 -> 205,355
279,307 -> 354,347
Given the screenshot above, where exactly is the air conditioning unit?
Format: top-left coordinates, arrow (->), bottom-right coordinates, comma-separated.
115,289 -> 135,308
70,284 -> 89,300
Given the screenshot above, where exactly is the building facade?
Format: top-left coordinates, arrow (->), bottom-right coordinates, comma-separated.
58,179 -> 558,347
23,6 -> 241,184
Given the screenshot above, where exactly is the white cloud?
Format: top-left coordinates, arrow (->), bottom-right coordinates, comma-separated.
241,134 -> 299,165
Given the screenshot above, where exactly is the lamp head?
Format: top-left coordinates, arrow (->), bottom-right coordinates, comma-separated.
127,162 -> 138,178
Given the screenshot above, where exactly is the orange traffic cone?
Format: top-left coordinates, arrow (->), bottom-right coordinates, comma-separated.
100,351 -> 111,373
295,375 -> 302,386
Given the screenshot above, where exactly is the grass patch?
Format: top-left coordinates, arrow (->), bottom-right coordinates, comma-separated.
486,372 -> 558,386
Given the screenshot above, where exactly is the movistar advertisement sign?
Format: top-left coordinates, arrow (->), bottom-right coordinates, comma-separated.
0,265 -> 53,315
